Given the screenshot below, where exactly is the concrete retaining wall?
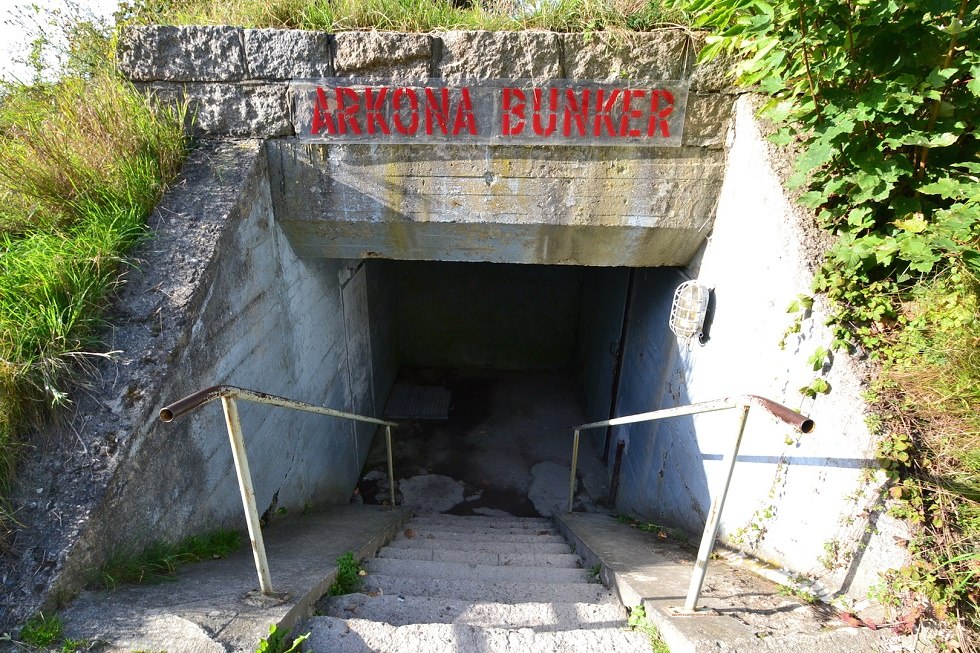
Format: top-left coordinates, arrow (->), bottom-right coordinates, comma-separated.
4,141 -> 400,620
613,97 -> 907,598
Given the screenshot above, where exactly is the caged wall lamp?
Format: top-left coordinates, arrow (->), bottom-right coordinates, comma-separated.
669,280 -> 711,346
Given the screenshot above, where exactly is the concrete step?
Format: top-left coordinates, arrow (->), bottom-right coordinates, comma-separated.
363,557 -> 591,584
323,593 -> 629,628
378,547 -> 583,568
363,574 -> 614,604
402,521 -> 559,537
408,515 -> 554,530
392,527 -> 566,544
300,616 -> 650,653
386,536 -> 573,555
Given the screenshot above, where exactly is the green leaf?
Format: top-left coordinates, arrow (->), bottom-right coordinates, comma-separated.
796,140 -> 835,175
875,237 -> 900,266
761,99 -> 795,123
919,178 -> 978,201
968,77 -> 980,97
767,127 -> 795,146
894,214 -> 928,234
951,162 -> 980,175
896,235 -> 940,273
799,191 -> 827,209
808,346 -> 828,371
925,67 -> 958,88
786,295 -> 814,313
832,233 -> 873,270
847,206 -> 875,229
963,250 -> 980,273
882,131 -> 960,148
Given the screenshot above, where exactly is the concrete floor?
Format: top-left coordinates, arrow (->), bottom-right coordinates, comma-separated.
357,369 -> 611,518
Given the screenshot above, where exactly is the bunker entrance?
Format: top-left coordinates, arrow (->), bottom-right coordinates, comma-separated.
345,258 -> 681,518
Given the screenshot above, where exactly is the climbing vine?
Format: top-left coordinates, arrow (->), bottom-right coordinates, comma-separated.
671,0 -> 979,642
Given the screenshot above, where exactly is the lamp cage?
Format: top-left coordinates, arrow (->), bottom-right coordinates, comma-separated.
669,280 -> 710,343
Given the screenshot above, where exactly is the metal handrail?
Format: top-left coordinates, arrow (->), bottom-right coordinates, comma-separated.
567,395 -> 814,614
160,385 -> 398,596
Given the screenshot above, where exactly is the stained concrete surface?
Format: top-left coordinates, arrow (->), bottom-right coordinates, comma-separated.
558,512 -> 923,653
356,369 -> 610,518
56,505 -> 409,653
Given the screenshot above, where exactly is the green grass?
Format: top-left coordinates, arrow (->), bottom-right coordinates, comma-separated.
18,612 -> 63,647
256,624 -> 309,653
14,612 -> 90,650
122,0 -> 685,32
0,71 -> 187,546
874,271 -> 980,624
627,605 -> 670,653
328,551 -> 363,596
95,529 -> 241,589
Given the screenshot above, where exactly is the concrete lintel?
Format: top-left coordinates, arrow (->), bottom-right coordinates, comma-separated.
278,219 -> 705,267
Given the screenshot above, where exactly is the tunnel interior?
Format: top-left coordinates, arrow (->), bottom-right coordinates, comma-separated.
345,257 -> 687,518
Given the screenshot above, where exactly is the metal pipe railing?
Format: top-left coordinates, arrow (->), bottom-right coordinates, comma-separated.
567,395 -> 814,614
160,385 -> 398,596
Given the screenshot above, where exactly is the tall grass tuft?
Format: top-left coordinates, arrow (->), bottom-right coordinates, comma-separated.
876,269 -> 980,625
0,72 -> 188,543
96,529 -> 240,589
122,0 -> 684,32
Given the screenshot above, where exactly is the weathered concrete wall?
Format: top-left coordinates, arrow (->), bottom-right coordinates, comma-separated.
576,268 -> 630,458
119,28 -> 736,267
613,97 -> 908,599
2,141 -> 399,623
268,142 -> 719,266
395,261 -> 583,370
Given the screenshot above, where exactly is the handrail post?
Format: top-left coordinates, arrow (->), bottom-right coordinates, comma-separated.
221,396 -> 273,595
683,402 -> 751,612
386,425 -> 396,508
568,429 -> 581,513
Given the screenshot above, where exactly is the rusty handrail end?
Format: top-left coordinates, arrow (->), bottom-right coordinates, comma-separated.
160,385 -> 230,422
746,395 -> 815,434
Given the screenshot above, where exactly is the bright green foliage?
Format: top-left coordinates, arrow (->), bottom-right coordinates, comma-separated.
96,530 -> 240,589
672,0 -> 979,635
328,551 -> 364,596
119,0 -> 684,32
677,0 -> 978,351
19,613 -> 63,647
60,638 -> 90,652
256,625 -> 309,653
627,605 -> 670,653
0,36 -> 188,542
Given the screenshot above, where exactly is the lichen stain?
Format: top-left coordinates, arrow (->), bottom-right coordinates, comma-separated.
383,220 -> 413,257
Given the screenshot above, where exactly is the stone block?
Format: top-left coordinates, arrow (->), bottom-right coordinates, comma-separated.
138,82 -> 292,138
437,31 -> 561,82
244,29 -> 334,79
683,92 -> 735,148
118,25 -> 245,82
562,31 -> 688,81
689,49 -> 738,92
334,31 -> 431,78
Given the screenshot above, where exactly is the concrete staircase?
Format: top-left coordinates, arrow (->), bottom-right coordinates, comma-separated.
300,514 -> 649,652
